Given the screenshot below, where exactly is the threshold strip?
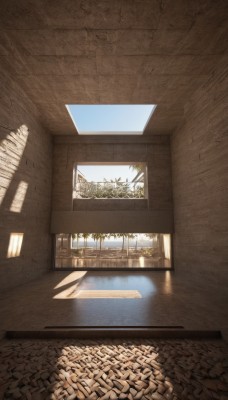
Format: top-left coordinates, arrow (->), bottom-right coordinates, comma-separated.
6,329 -> 222,340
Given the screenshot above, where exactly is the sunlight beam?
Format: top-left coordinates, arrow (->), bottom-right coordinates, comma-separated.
0,125 -> 29,206
7,233 -> 24,258
10,181 -> 28,212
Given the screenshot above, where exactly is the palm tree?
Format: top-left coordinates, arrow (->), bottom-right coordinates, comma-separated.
92,233 -> 100,256
71,233 -> 76,246
71,233 -> 81,249
135,234 -> 139,252
82,233 -> 90,255
117,233 -> 128,253
98,234 -> 107,255
129,164 -> 144,173
129,164 -> 145,198
146,233 -> 157,248
106,233 -> 119,257
127,234 -> 135,257
74,233 -> 81,249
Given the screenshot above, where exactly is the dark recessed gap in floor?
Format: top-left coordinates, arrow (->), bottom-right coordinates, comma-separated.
6,329 -> 222,340
44,325 -> 184,329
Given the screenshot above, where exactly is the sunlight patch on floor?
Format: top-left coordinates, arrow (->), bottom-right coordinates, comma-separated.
54,271 -> 87,290
54,289 -> 142,299
75,290 -> 142,299
53,284 -> 78,299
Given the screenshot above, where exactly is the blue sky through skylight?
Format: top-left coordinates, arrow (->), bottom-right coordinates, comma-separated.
66,104 -> 156,135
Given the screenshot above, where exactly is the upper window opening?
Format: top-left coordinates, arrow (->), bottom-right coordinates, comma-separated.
73,163 -> 147,199
66,104 -> 156,135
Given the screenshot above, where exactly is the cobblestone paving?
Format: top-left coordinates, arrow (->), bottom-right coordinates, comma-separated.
0,339 -> 228,400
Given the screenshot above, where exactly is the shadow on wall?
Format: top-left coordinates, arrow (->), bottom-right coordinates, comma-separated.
0,337 -> 227,399
0,125 -> 29,260
0,113 -> 52,287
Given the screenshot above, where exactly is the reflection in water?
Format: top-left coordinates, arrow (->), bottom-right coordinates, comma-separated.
163,271 -> 173,294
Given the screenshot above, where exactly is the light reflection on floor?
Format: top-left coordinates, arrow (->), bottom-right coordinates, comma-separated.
163,271 -> 173,294
55,257 -> 171,269
1,271 -> 226,333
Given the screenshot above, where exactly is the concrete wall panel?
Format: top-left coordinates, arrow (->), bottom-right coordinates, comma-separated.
52,136 -> 173,233
0,70 -> 52,291
51,210 -> 173,234
172,62 -> 228,291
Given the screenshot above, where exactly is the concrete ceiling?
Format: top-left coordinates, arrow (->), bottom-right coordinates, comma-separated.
0,0 -> 227,135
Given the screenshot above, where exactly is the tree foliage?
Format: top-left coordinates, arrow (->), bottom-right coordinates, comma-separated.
78,178 -> 144,199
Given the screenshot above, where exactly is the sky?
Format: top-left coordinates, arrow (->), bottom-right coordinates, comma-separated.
77,164 -> 138,182
66,104 -> 156,134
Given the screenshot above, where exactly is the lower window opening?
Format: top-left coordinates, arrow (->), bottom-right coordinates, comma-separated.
55,233 -> 172,269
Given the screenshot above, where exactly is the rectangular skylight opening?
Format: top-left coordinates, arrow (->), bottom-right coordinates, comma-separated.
65,104 -> 156,135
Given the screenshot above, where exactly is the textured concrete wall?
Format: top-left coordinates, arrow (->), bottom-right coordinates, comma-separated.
0,69 -> 53,291
73,199 -> 148,211
172,62 -> 228,291
52,136 -> 173,233
51,210 -> 173,234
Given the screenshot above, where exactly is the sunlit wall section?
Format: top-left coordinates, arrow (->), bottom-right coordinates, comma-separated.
10,181 -> 28,212
0,126 -> 29,207
0,73 -> 53,291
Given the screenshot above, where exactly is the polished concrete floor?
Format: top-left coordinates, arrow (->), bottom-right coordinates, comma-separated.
0,271 -> 228,336
0,271 -> 228,340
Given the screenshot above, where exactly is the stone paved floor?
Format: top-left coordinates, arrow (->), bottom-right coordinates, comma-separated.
0,339 -> 228,400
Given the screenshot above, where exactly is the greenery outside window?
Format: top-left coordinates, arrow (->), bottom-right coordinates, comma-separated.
73,163 -> 148,199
